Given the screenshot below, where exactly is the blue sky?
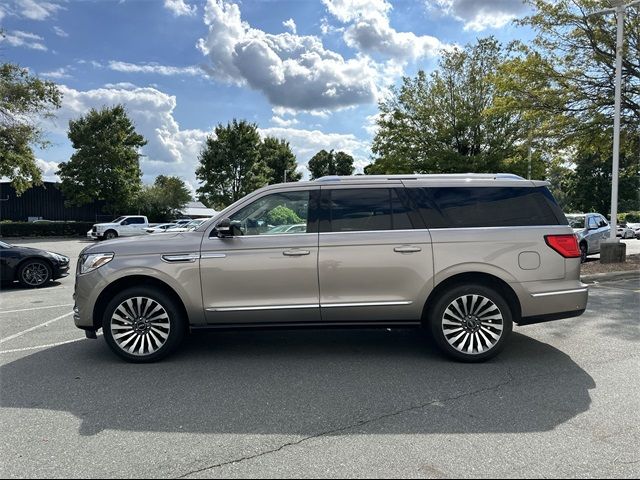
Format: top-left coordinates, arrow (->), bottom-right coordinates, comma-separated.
1,0 -> 533,191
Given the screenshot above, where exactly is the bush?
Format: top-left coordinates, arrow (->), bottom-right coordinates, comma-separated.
0,221 -> 96,237
619,212 -> 640,223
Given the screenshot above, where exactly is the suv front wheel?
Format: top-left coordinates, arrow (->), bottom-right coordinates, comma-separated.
429,284 -> 513,362
102,287 -> 186,362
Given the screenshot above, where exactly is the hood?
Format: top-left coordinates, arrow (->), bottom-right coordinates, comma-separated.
81,230 -> 205,257
94,222 -> 118,228
10,245 -> 65,259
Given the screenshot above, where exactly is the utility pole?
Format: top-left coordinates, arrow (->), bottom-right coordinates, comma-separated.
590,0 -> 639,263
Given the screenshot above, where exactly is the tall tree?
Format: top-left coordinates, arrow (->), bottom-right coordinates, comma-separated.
366,38 -> 532,176
0,63 -> 62,194
503,0 -> 640,139
57,105 -> 146,215
307,149 -> 355,179
138,175 -> 192,222
260,136 -> 301,183
196,119 -> 267,209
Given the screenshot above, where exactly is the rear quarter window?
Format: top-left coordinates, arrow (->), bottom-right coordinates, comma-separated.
407,186 -> 567,228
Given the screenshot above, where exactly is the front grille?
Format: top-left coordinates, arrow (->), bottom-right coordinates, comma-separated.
92,226 -> 97,233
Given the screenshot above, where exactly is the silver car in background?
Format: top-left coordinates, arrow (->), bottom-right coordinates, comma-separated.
566,213 -> 611,262
74,174 -> 588,363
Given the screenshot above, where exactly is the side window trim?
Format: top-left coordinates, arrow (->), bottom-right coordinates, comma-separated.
208,188 -> 320,238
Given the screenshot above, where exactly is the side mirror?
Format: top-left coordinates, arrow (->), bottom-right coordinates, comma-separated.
121,221 -> 128,226
215,218 -> 233,237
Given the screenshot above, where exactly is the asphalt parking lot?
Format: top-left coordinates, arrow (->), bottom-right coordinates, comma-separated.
1,238 -> 639,478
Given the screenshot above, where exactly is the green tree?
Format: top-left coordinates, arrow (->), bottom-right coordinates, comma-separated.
366,38 -> 533,176
567,129 -> 639,214
307,149 -> 355,179
506,0 -> 640,138
0,63 -> 62,194
266,205 -> 303,225
138,175 -> 192,221
260,136 -> 301,183
57,105 -> 146,215
196,120 -> 268,209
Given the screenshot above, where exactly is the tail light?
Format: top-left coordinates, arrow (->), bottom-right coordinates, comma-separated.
545,234 -> 581,258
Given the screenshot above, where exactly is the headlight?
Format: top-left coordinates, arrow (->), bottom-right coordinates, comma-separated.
50,253 -> 69,263
78,253 -> 114,274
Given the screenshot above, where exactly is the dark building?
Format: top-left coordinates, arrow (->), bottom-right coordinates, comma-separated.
0,181 -> 109,222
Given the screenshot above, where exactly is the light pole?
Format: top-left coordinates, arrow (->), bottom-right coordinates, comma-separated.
590,0 -> 639,262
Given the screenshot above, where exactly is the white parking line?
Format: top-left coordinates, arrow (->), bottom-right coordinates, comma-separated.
0,312 -> 73,344
0,333 -> 102,354
0,304 -> 74,315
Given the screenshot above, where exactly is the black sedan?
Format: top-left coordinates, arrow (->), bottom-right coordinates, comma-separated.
0,241 -> 70,288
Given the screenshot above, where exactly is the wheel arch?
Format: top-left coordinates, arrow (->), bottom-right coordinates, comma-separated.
92,275 -> 189,330
422,271 -> 522,325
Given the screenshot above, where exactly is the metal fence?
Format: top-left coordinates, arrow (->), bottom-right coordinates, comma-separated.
0,182 -> 109,222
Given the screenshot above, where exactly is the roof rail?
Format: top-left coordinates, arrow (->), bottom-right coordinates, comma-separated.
315,173 -> 526,182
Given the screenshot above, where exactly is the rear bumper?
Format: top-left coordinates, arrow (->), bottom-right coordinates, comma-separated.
515,281 -> 588,323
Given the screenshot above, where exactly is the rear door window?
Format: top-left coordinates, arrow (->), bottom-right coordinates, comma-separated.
407,186 -> 566,228
325,188 -> 414,232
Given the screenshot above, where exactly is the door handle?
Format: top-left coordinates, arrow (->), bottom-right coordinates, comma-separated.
394,246 -> 422,253
283,249 -> 310,256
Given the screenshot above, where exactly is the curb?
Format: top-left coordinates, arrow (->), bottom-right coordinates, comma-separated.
581,270 -> 640,283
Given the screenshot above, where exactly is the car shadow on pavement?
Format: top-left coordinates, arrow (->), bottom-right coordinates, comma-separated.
0,330 -> 594,437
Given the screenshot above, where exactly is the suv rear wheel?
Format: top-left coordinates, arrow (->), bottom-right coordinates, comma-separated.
428,284 -> 513,362
102,287 -> 186,362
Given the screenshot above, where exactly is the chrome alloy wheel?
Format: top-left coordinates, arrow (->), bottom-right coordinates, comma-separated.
21,262 -> 49,287
441,294 -> 504,355
110,297 -> 171,356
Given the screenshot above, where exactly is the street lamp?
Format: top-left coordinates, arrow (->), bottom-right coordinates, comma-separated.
590,0 -> 639,262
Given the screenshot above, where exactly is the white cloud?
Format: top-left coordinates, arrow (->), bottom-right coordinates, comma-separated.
283,18 -> 297,34
53,26 -> 68,37
36,159 -> 61,182
41,67 -> 71,79
46,85 -> 212,187
323,0 -> 444,60
259,126 -> 371,176
430,0 -> 527,31
164,0 -> 197,17
1,30 -> 47,51
15,0 -> 63,21
107,61 -> 204,77
197,0 -> 379,113
0,6 -> 5,21
103,82 -> 138,89
271,115 -> 299,127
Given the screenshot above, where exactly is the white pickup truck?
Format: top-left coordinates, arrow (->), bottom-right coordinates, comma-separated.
87,216 -> 149,241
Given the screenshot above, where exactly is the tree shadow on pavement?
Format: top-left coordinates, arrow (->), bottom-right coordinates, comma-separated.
0,329 -> 594,437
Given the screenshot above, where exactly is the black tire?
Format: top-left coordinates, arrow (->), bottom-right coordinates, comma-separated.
102,286 -> 186,363
17,259 -> 52,288
428,283 -> 513,362
104,230 -> 118,240
580,243 -> 588,263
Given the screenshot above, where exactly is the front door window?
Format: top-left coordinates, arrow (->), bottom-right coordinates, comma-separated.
229,191 -> 310,236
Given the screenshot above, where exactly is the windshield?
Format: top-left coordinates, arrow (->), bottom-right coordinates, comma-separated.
0,241 -> 12,248
567,216 -> 585,229
112,216 -> 125,223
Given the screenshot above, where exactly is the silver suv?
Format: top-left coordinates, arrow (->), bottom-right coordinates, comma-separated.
73,174 -> 588,363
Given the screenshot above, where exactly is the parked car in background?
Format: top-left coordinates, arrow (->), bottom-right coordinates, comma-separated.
616,223 -> 635,239
566,213 -> 611,263
0,240 -> 69,288
87,216 -> 149,240
146,223 -> 176,234
626,223 -> 640,239
165,218 -> 211,232
170,219 -> 192,227
266,223 -> 307,234
74,173 -> 587,363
